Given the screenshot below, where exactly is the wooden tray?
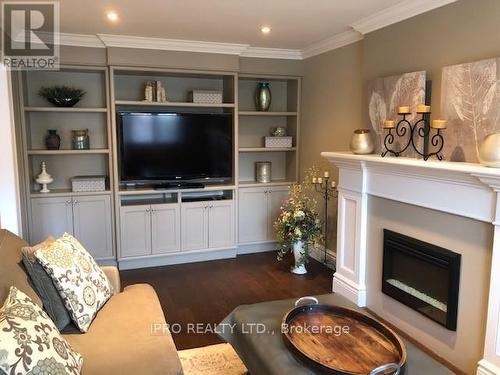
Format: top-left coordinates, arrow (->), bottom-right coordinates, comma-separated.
282,297 -> 407,375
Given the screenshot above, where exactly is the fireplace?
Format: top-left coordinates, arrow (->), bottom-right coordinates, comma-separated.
382,229 -> 461,330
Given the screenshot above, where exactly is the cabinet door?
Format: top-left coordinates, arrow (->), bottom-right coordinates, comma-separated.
30,197 -> 73,244
72,195 -> 113,260
120,205 -> 151,258
151,204 -> 181,255
181,202 -> 208,251
238,187 -> 268,244
268,187 -> 290,241
208,201 -> 234,249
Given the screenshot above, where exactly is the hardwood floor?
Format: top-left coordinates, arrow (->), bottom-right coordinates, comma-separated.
121,252 -> 333,350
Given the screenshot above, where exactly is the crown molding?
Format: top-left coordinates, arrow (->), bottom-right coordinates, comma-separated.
241,47 -> 302,60
301,29 -> 363,59
97,34 -> 249,56
350,0 -> 458,35
59,33 -> 105,48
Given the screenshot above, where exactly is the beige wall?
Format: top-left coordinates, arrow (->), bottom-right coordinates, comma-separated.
301,0 -> 500,247
362,0 -> 500,120
367,197 -> 492,374
301,41 -> 364,175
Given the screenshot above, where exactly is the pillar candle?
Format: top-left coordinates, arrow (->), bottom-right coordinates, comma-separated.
318,177 -> 323,184
383,120 -> 395,129
331,181 -> 336,188
398,106 -> 411,114
312,177 -> 317,184
431,119 -> 447,129
417,105 -> 431,113
323,171 -> 329,178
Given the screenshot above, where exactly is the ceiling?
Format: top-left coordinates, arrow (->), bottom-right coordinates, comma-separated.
59,0 -> 406,49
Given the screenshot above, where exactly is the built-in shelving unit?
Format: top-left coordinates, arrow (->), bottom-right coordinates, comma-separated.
110,66 -> 238,266
237,74 -> 300,185
15,65 -> 115,262
14,63 -> 301,268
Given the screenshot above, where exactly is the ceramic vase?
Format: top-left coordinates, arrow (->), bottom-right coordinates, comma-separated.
45,129 -> 61,150
255,82 -> 271,111
350,129 -> 374,155
479,133 -> 500,167
291,240 -> 307,275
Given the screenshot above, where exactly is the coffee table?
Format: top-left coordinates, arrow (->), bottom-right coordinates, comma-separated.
218,293 -> 454,374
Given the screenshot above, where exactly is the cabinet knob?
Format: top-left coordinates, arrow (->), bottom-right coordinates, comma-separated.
73,200 -> 79,205
146,208 -> 151,212
65,200 -> 71,205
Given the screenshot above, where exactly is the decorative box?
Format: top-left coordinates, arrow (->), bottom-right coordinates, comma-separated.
191,90 -> 223,104
71,175 -> 106,192
265,136 -> 293,148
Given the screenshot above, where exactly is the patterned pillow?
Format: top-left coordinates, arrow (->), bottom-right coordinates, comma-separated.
21,237 -> 72,331
34,233 -> 112,333
0,286 -> 82,375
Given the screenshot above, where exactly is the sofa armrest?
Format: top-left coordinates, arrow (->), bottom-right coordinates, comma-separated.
101,266 -> 121,295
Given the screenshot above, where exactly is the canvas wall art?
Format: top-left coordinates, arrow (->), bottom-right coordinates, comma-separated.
441,57 -> 500,162
368,71 -> 427,157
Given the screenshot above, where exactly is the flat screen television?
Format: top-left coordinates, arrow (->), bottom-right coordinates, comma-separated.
118,111 -> 232,185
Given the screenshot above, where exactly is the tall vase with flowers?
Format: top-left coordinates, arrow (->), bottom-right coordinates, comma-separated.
275,167 -> 323,274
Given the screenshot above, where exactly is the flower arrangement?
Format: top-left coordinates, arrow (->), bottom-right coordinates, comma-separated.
275,167 -> 323,268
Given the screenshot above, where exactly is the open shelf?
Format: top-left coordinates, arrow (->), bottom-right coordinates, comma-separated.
118,184 -> 237,196
239,111 -> 297,116
239,147 -> 296,153
24,107 -> 107,113
238,180 -> 296,188
27,149 -> 110,155
30,189 -> 112,198
115,100 -> 235,108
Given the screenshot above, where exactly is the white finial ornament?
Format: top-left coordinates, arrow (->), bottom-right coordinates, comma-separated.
36,162 -> 53,193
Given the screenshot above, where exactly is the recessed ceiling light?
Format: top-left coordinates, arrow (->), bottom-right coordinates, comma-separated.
260,26 -> 271,34
106,11 -> 119,22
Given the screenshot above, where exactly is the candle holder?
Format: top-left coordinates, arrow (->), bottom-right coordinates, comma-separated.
382,112 -> 444,161
312,174 -> 338,267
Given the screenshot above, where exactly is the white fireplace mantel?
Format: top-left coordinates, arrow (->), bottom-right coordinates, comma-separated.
322,151 -> 500,375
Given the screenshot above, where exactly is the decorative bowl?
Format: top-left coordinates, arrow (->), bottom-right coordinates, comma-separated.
38,86 -> 86,107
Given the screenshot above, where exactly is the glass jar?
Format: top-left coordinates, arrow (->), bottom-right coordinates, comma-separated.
72,129 -> 90,150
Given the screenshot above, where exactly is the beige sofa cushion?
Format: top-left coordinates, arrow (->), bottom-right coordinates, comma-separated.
63,283 -> 183,375
0,230 -> 42,307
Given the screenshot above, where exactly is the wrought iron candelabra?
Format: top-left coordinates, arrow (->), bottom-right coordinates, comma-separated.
382,111 -> 445,161
312,173 -> 338,267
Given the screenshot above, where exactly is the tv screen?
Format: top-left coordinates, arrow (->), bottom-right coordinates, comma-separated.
118,112 -> 232,182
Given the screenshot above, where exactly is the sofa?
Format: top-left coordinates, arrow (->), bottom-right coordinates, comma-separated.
0,229 -> 184,375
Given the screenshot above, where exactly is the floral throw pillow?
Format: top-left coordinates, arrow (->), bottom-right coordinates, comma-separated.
0,286 -> 82,375
34,233 -> 112,333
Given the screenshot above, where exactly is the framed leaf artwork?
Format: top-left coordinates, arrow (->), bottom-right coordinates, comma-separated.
441,58 -> 500,162
367,71 -> 427,157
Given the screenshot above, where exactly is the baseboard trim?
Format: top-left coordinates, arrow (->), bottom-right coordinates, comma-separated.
309,246 -> 336,269
237,242 -> 277,255
333,274 -> 367,307
118,248 -> 237,270
477,359 -> 500,375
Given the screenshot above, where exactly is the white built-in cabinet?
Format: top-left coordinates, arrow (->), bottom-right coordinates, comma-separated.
238,186 -> 289,244
120,203 -> 181,258
30,195 -> 113,260
181,200 -> 235,251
